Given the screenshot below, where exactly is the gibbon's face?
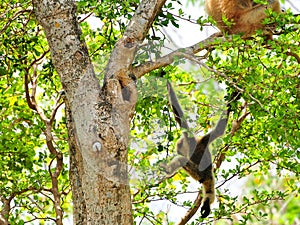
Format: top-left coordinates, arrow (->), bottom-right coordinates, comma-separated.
176,135 -> 197,158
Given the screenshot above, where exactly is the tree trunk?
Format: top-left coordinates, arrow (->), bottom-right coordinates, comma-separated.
33,1 -> 133,224
33,0 -> 166,224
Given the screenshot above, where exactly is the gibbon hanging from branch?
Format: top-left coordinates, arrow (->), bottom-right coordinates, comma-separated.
161,82 -> 239,218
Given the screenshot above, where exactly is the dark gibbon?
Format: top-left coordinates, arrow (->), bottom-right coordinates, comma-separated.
161,82 -> 233,218
205,0 -> 281,37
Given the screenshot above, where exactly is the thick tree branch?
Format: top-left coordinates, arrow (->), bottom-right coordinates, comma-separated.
105,0 -> 167,82
33,0 -> 99,99
124,0 -> 167,42
132,33 -> 225,78
103,0 -> 168,122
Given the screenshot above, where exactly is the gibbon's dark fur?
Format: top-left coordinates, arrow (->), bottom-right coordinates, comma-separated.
161,82 -> 231,218
205,0 -> 281,37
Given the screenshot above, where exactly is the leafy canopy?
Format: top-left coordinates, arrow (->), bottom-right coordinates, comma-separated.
0,0 -> 299,224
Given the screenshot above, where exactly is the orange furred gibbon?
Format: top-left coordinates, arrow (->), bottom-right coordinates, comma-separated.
205,0 -> 281,37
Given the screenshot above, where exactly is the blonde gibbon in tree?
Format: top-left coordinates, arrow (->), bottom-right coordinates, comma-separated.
205,0 -> 281,37
161,82 -> 237,218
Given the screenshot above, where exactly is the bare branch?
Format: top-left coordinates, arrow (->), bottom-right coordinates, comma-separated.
215,160 -> 260,189
0,9 -> 32,34
286,51 -> 300,64
48,153 -> 64,225
24,68 -> 36,111
24,50 -> 49,110
78,12 -> 94,23
50,94 -> 64,125
133,33 -> 224,78
29,50 -> 50,68
177,191 -> 203,225
24,61 -> 64,224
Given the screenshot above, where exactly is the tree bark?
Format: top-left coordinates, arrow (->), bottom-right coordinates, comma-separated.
32,0 -> 166,224
33,0 -> 132,224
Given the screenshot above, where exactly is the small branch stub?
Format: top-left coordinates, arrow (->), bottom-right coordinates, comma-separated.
92,142 -> 102,152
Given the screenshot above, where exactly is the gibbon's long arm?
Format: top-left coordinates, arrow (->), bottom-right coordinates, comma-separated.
168,81 -> 231,140
167,81 -> 189,131
161,82 -> 194,175
205,89 -> 242,143
202,111 -> 228,144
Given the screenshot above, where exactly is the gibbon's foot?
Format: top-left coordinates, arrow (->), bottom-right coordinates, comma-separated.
200,198 -> 211,218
